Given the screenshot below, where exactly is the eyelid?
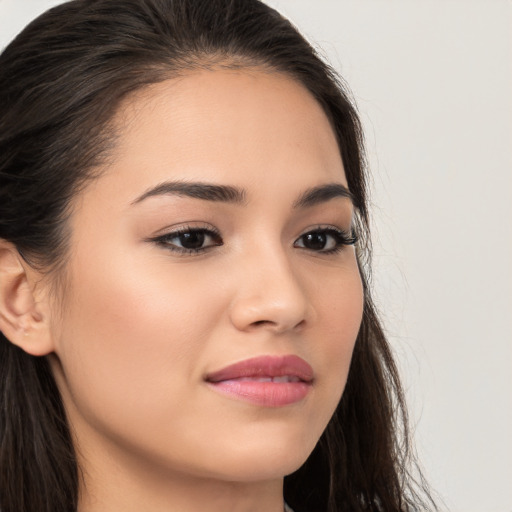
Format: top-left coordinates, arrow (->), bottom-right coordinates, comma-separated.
147,223 -> 223,255
294,225 -> 358,253
148,221 -> 218,239
297,224 -> 356,239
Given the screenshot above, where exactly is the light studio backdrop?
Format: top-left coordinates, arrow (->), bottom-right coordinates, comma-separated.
1,1 -> 511,511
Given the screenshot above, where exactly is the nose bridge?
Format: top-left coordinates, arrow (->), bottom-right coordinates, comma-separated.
229,239 -> 310,333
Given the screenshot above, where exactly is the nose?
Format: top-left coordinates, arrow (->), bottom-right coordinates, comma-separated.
228,248 -> 311,334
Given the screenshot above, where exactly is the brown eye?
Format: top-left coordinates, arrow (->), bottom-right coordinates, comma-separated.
154,228 -> 223,254
178,231 -> 206,249
294,228 -> 357,253
301,232 -> 329,250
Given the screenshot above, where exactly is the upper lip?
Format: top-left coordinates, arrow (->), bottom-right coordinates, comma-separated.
205,355 -> 314,383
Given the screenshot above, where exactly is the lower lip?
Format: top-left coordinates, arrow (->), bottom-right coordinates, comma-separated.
206,380 -> 311,407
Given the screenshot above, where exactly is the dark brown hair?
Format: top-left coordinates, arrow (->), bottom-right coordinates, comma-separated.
0,1 -> 437,511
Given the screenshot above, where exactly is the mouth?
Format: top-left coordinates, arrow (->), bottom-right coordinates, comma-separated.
204,355 -> 314,407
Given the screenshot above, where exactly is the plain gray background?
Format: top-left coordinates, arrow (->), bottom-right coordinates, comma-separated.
1,1 -> 511,510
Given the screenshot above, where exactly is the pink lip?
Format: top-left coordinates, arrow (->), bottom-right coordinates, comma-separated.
205,355 -> 314,407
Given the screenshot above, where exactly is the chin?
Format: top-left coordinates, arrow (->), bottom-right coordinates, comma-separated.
205,454 -> 311,483
191,428 -> 320,483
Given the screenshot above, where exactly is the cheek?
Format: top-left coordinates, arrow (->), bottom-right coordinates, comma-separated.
323,270 -> 363,355
309,259 -> 363,407
53,247 -> 226,430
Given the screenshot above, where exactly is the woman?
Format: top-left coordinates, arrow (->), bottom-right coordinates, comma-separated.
0,1 -> 437,511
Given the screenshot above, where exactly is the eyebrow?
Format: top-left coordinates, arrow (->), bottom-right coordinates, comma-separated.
131,180 -> 353,208
292,183 -> 354,209
131,181 -> 247,205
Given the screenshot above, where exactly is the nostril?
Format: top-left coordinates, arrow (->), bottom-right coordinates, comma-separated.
252,320 -> 269,326
249,318 -> 306,332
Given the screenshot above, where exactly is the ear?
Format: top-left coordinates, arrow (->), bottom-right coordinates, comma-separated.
0,240 -> 55,356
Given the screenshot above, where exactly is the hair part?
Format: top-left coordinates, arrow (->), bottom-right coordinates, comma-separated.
0,1 -> 437,511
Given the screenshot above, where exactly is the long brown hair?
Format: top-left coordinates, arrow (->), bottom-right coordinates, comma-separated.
0,1 -> 437,510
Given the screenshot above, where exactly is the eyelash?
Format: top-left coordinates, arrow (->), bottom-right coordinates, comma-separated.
151,225 -> 357,256
151,225 -> 223,255
294,227 -> 357,254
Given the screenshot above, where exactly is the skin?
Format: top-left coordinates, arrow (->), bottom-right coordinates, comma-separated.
5,69 -> 364,512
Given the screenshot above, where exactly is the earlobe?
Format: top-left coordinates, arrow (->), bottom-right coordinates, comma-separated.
0,241 -> 54,356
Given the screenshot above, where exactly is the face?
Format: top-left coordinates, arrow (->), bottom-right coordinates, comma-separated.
48,69 -> 364,483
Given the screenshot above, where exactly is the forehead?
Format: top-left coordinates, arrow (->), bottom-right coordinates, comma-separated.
90,68 -> 347,206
